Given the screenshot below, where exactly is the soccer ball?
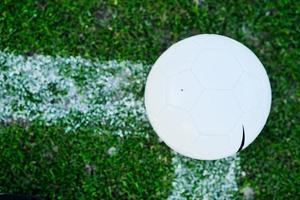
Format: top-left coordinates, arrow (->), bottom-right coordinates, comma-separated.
144,34 -> 271,160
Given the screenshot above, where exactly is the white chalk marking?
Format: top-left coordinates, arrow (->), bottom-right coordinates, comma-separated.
0,51 -> 148,136
168,153 -> 240,199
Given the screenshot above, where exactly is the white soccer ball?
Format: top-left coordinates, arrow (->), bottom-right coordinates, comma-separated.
144,34 -> 271,160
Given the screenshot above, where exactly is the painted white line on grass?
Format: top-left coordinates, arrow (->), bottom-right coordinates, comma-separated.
0,51 -> 148,136
0,51 -> 240,199
168,154 -> 240,200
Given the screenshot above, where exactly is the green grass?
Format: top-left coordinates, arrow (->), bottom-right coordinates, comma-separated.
0,123 -> 172,199
0,0 -> 299,199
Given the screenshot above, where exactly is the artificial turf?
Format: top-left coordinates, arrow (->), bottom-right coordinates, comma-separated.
0,0 -> 299,199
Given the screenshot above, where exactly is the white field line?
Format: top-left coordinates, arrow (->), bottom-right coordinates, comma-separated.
168,154 -> 240,200
0,51 -> 148,136
0,51 -> 240,199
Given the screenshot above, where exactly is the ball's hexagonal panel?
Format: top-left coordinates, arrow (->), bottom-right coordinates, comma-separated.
228,108 -> 264,151
233,73 -> 264,112
153,36 -> 202,77
194,34 -> 242,50
144,65 -> 167,118
150,106 -> 201,156
145,34 -> 272,160
228,119 -> 244,151
191,90 -> 242,135
232,45 -> 267,81
231,47 -> 272,120
241,109 -> 264,148
191,50 -> 243,89
166,70 -> 204,111
191,135 -> 232,160
259,76 -> 272,120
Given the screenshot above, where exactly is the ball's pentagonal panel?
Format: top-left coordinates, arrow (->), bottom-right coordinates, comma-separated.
233,73 -> 263,112
145,34 -> 272,160
191,91 -> 242,135
144,65 -> 167,117
153,36 -> 202,76
166,70 -> 204,111
191,50 -> 243,89
150,106 -> 200,156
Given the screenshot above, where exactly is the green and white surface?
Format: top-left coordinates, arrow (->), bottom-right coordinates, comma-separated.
0,1 -> 299,199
